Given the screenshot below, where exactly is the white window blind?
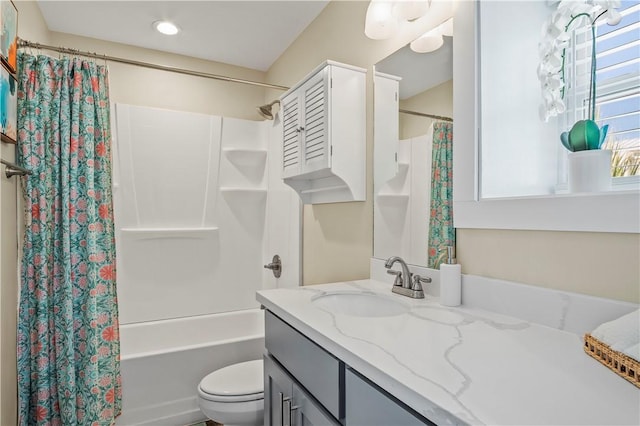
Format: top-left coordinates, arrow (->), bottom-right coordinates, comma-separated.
565,1 -> 640,177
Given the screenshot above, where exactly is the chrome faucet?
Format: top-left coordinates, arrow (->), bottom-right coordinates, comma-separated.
384,256 -> 413,289
384,256 -> 430,299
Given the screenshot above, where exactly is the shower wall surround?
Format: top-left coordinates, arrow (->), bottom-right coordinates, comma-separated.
113,104 -> 274,324
374,133 -> 431,266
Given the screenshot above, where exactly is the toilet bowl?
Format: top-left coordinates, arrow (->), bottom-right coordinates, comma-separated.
197,359 -> 264,426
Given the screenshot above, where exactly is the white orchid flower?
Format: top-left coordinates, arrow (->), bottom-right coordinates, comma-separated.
539,90 -> 566,122
554,31 -> 572,49
605,8 -> 622,25
541,49 -> 563,70
593,0 -> 621,10
542,16 -> 566,39
537,0 -> 621,120
547,92 -> 567,115
557,0 -> 581,13
545,74 -> 565,91
539,103 -> 550,122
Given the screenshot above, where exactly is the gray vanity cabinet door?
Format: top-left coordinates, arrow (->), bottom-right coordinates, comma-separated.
292,382 -> 340,426
265,354 -> 340,426
265,311 -> 343,419
264,355 -> 293,426
345,368 -> 434,426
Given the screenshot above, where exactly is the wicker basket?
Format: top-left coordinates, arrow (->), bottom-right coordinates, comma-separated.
584,334 -> 640,388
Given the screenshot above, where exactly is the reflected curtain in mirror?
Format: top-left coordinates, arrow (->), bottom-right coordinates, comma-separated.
428,122 -> 454,268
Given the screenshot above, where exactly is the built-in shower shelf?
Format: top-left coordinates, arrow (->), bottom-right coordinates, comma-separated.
389,163 -> 409,179
223,148 -> 267,168
120,227 -> 219,240
220,187 -> 268,200
220,187 -> 267,193
376,193 -> 410,205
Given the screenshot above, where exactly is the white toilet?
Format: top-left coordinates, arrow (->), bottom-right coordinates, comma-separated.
197,359 -> 264,426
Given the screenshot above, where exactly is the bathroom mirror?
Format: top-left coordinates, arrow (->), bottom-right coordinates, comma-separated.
453,0 -> 639,233
373,38 -> 453,267
478,1 -> 639,199
479,1 -> 561,199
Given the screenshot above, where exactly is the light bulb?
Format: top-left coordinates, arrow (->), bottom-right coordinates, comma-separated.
393,0 -> 430,22
153,21 -> 180,36
365,1 -> 398,40
410,29 -> 443,53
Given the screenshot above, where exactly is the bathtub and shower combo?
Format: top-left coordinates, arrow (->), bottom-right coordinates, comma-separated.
112,104 -> 299,425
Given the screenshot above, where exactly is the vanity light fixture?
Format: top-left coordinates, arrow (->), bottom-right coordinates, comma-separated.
410,30 -> 443,53
364,1 -> 398,40
365,0 -> 432,39
153,20 -> 180,36
394,0 -> 431,21
364,1 -> 452,53
410,17 -> 453,53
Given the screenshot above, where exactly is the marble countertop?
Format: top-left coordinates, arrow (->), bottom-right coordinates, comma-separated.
256,280 -> 640,425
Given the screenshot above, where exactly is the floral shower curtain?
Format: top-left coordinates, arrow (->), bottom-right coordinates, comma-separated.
427,122 -> 455,268
16,52 -> 121,425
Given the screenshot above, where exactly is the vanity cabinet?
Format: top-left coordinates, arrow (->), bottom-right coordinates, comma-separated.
265,310 -> 343,420
345,368 -> 433,426
264,310 -> 432,426
279,60 -> 366,204
264,355 -> 340,426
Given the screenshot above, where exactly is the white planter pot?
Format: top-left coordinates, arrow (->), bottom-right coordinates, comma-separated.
568,150 -> 612,193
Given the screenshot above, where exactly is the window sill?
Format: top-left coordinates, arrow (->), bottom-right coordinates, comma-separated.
454,189 -> 640,233
554,176 -> 640,195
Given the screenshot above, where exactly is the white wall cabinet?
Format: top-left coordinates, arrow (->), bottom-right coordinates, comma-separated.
280,60 -> 366,204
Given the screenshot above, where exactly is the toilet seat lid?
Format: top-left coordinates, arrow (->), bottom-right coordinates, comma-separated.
199,359 -> 263,401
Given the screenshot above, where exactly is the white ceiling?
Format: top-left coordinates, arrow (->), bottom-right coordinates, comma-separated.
36,1 -> 329,71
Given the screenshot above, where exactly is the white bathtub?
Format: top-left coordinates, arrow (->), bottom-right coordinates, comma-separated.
116,309 -> 265,426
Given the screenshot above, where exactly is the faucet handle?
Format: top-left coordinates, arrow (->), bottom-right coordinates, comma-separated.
386,269 -> 403,286
411,274 -> 431,291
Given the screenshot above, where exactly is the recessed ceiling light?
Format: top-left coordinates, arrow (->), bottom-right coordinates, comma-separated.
153,21 -> 179,36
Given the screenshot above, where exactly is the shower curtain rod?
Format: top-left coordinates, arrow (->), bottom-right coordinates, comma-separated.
17,38 -> 290,91
1,158 -> 31,178
400,108 -> 453,122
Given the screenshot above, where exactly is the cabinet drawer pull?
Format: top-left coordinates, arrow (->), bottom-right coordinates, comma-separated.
279,393 -> 299,426
283,396 -> 292,426
278,392 -> 285,426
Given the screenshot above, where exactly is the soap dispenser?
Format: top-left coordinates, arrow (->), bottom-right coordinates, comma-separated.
440,246 -> 461,307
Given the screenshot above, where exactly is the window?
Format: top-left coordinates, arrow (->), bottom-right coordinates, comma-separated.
565,1 -> 640,178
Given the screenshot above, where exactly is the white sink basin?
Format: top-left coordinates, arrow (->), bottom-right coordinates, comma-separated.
311,291 -> 409,317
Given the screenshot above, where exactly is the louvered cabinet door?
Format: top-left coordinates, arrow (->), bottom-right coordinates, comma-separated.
301,69 -> 331,174
279,61 -> 365,203
281,92 -> 301,178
